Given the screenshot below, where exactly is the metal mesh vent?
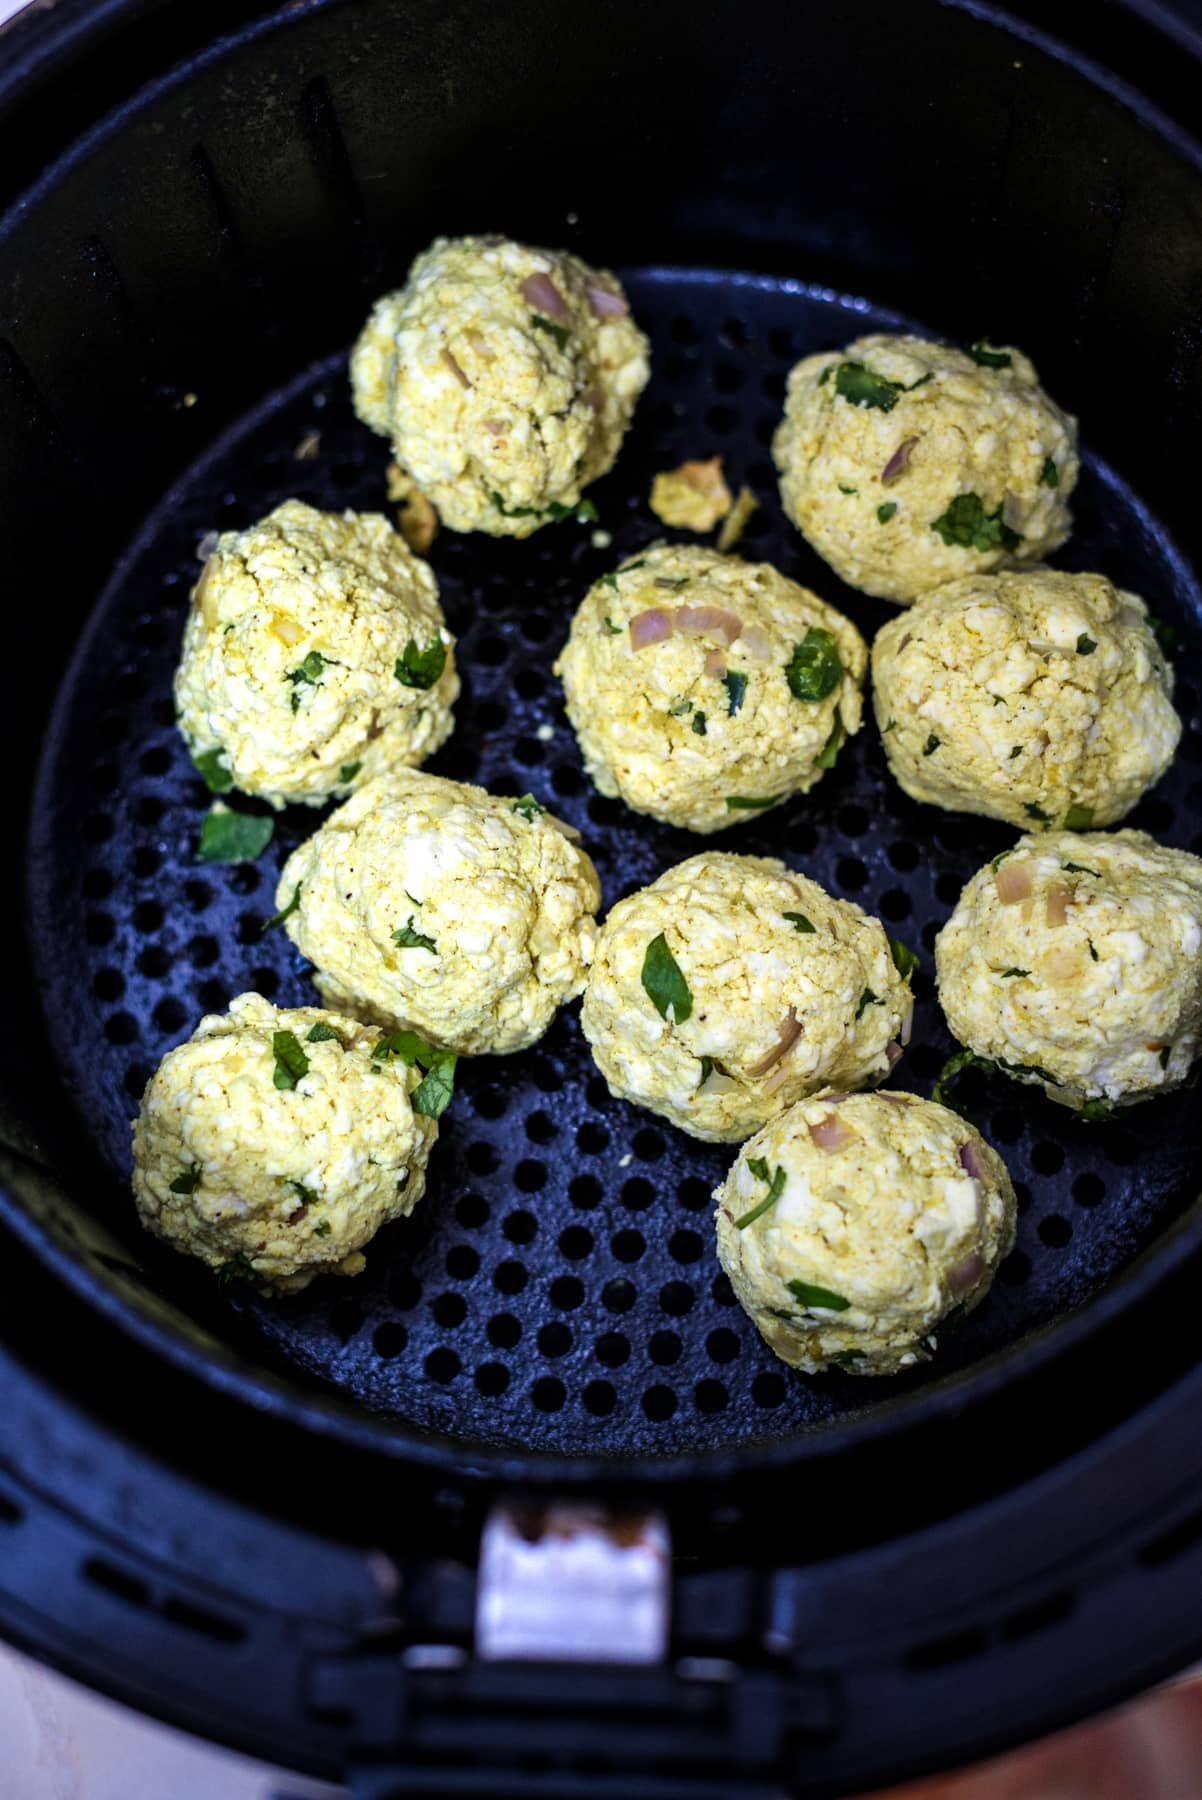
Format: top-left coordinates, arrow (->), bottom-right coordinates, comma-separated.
30,270 -> 1202,1456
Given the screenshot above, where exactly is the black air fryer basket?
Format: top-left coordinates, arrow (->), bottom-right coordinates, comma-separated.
4,1 -> 1202,1794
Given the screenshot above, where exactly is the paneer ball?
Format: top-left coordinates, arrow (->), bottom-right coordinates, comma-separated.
773,334 -> 1078,603
278,769 -> 601,1057
714,1089 -> 1016,1374
555,544 -> 867,834
872,568 -> 1179,828
580,852 -> 914,1142
175,500 -> 458,808
351,235 -> 650,536
936,829 -> 1202,1111
131,993 -> 442,1294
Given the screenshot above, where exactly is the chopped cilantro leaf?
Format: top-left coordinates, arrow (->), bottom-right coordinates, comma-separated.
1040,455 -> 1060,489
734,1158 -> 787,1229
261,882 -> 301,934
1076,632 -> 1097,655
838,483 -> 859,495
668,696 -> 693,717
726,794 -> 777,809
834,361 -> 903,411
272,1029 -> 310,1090
783,912 -> 816,933
931,492 -> 1021,553
197,804 -> 273,865
543,497 -> 599,523
217,1253 -> 257,1286
1024,801 -> 1054,824
967,340 -> 1012,368
1146,612 -> 1180,657
931,1047 -> 994,1115
884,717 -> 897,733
395,637 -> 447,689
855,988 -> 884,1019
923,733 -> 940,756
697,1055 -> 714,1088
290,1181 -> 319,1205
1001,967 -> 1030,978
724,670 -> 748,714
286,649 -> 327,711
788,1278 -> 851,1312
1064,803 -> 1094,830
1078,1099 -> 1116,1122
818,364 -> 834,385
1009,744 -> 1023,759
815,718 -> 844,769
785,627 -> 843,701
1088,938 -> 1099,962
306,1022 -> 344,1044
512,794 -> 545,822
169,1165 -> 201,1195
194,748 -> 232,793
312,1219 -> 332,1237
877,501 -> 898,524
393,916 -> 437,952
641,933 -> 693,1023
692,710 -> 708,736
1064,862 -> 1099,877
531,312 -> 571,350
339,761 -> 362,785
890,938 -> 920,980
990,848 -> 1014,873
604,616 -> 623,634
372,1029 -> 457,1117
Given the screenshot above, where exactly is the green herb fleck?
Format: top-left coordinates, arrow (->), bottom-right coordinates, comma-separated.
393,916 -> 437,953
604,616 -> 623,634
395,637 -> 447,690
724,670 -> 748,714
856,988 -> 884,1019
197,803 -> 274,865
286,650 -> 327,711
306,1022 -> 344,1044
966,340 -> 1012,368
785,627 -> 842,702
838,483 -> 859,495
339,761 -> 362,785
1064,862 -> 1099,877
372,1030 -> 458,1118
697,1055 -> 715,1088
1088,938 -> 1099,962
692,710 -> 708,736
931,1047 -> 994,1115
1001,967 -> 1029,979
1009,745 -> 1023,760
877,501 -> 898,524
834,361 -> 903,411
169,1165 -> 201,1195
1146,612 -> 1180,657
884,717 -> 897,733
217,1253 -> 257,1286
543,496 -> 599,523
1076,632 -> 1097,655
992,694 -> 1006,706
726,794 -> 777,809
1160,1045 -> 1172,1070
1024,801 -> 1054,824
290,1182 -> 319,1205
531,312 -> 571,351
788,1278 -> 851,1312
512,794 -> 545,822
783,912 -> 816,933
734,1158 -> 787,1229
272,1029 -> 310,1090
312,1219 -> 332,1237
1078,1099 -> 1116,1123
194,748 -> 232,793
990,848 -> 1013,872
831,1349 -> 864,1366
815,718 -> 844,770
1064,802 -> 1094,830
923,734 -> 941,757
1040,455 -> 1060,489
641,933 -> 693,1023
668,696 -> 693,717
818,364 -> 834,385
890,939 -> 920,980
261,883 -> 301,934
931,492 -> 1021,553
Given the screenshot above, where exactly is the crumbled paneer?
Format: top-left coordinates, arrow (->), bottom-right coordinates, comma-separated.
386,461 -> 440,555
649,456 -> 733,531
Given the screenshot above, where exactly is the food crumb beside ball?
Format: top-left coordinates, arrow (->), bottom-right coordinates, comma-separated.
131,993 -> 446,1293
773,333 -> 1077,604
715,1090 -> 1016,1374
174,500 -> 458,808
937,829 -> 1202,1112
580,852 -> 914,1142
555,543 -> 867,834
277,769 -> 602,1057
351,235 -> 650,535
872,567 -> 1179,829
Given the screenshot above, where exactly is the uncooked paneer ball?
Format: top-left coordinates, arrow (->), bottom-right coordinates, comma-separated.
175,501 -> 458,808
351,235 -> 650,536
715,1090 -> 1016,1374
555,544 -> 867,833
580,853 -> 914,1142
936,829 -> 1202,1112
131,993 -> 444,1294
278,769 -> 601,1057
773,334 -> 1077,603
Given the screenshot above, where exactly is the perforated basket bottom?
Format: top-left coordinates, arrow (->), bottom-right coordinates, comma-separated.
30,269 -> 1202,1457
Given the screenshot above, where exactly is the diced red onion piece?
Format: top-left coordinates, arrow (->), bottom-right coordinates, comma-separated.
958,1140 -> 987,1181
1045,883 -> 1070,928
1002,491 -> 1023,531
881,436 -> 918,485
196,530 -> 220,561
810,1113 -> 855,1152
482,418 -> 508,437
521,271 -> 567,318
900,1002 -> 914,1047
629,609 -> 674,649
675,605 -> 743,646
995,861 -> 1033,904
949,1251 -> 984,1295
741,624 -> 773,660
441,347 -> 471,388
704,649 -> 727,679
746,1009 -> 802,1079
885,1040 -> 903,1070
546,815 -> 583,843
897,633 -> 912,652
586,282 -> 628,318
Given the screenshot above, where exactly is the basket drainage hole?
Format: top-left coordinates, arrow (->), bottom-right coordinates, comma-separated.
642,1385 -> 677,1422
425,1347 -> 461,1384
373,1323 -> 408,1359
583,1380 -> 616,1416
538,1321 -> 572,1358
595,1331 -> 630,1368
475,1362 -> 510,1396
1037,1214 -> 1072,1249
531,1377 -> 565,1413
488,1312 -> 522,1349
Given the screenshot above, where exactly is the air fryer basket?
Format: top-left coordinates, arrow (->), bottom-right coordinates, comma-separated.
5,0 -> 1202,1792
